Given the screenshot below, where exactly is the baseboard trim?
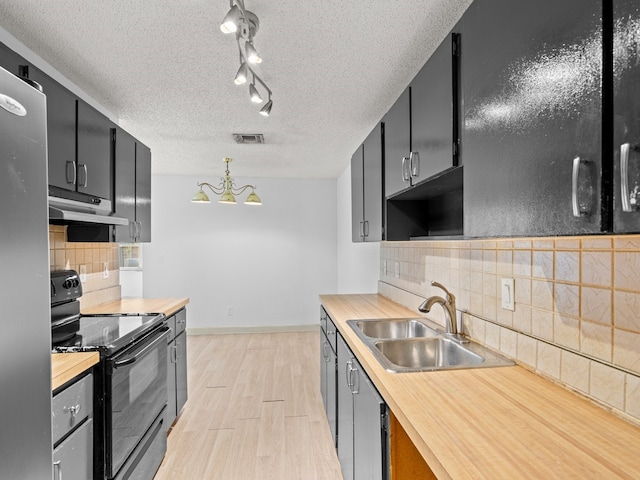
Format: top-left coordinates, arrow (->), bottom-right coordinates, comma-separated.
187,324 -> 320,335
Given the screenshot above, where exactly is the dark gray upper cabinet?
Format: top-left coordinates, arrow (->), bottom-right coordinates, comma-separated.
76,100 -> 113,200
613,0 -> 640,232
135,142 -> 152,242
462,0 -> 604,237
25,67 -> 78,195
384,88 -> 411,197
410,32 -> 460,184
114,127 -> 152,242
351,144 -> 365,242
114,128 -> 136,242
352,123 -> 384,242
0,42 -> 21,76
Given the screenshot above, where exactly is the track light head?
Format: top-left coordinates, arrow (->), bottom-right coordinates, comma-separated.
245,41 -> 262,64
249,83 -> 263,103
220,5 -> 241,34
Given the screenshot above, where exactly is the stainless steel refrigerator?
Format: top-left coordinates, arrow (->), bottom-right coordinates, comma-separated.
0,65 -> 52,477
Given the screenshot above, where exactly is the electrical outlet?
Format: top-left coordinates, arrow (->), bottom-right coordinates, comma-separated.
102,262 -> 109,279
394,262 -> 400,279
501,278 -> 515,311
227,306 -> 233,316
383,260 -> 387,275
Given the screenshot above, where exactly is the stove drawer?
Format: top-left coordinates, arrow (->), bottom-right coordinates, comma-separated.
52,373 -> 93,446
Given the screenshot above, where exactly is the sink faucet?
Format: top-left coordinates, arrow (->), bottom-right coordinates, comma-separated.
418,281 -> 458,335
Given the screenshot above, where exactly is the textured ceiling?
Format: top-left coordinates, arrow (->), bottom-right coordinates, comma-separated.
0,0 -> 472,178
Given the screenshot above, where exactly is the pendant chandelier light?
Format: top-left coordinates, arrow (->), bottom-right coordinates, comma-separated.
191,157 -> 262,206
220,0 -> 273,116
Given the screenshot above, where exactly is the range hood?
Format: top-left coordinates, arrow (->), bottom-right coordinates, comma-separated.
49,195 -> 128,226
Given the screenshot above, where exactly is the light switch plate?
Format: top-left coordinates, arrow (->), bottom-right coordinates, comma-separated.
501,278 -> 515,311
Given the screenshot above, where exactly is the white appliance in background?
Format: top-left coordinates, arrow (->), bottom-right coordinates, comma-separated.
0,66 -> 52,476
119,243 -> 143,297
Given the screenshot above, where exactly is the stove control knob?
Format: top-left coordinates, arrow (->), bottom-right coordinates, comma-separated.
62,279 -> 72,289
72,278 -> 79,288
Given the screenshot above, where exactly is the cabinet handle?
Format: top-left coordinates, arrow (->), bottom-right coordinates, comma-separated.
350,365 -> 359,395
345,360 -> 353,387
171,345 -> 178,363
620,143 -> 639,212
65,161 -> 76,185
359,221 -> 364,239
78,164 -> 88,187
401,156 -> 410,182
571,156 -> 589,217
409,151 -> 420,178
136,221 -> 142,240
322,341 -> 330,361
53,460 -> 62,480
363,220 -> 369,238
129,221 -> 135,239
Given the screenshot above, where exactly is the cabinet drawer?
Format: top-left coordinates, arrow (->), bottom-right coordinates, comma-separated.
53,418 -> 93,480
175,308 -> 187,336
166,314 -> 177,342
52,374 -> 93,445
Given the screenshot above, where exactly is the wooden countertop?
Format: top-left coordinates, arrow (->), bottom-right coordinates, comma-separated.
320,294 -> 640,479
51,352 -> 99,391
82,297 -> 189,317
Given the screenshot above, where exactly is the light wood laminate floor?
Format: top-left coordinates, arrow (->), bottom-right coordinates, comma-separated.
154,332 -> 343,480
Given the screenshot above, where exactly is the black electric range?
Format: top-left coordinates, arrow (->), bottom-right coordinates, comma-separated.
51,270 -> 169,480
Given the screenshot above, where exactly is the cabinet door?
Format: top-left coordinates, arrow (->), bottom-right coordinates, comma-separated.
27,66 -> 77,193
166,340 -> 177,427
411,33 -> 458,183
351,144 -> 365,242
613,0 -> 640,232
384,88 -> 411,197
326,344 -> 337,447
135,142 -> 152,242
114,127 -> 136,242
77,100 -> 113,199
352,359 -> 386,480
53,419 -> 93,480
362,122 -> 383,242
175,331 -> 188,414
462,0 -> 603,237
0,42 -> 21,75
337,335 -> 354,480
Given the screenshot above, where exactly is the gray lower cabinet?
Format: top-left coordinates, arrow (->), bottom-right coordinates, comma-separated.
52,373 -> 93,480
166,308 -> 188,429
337,333 -> 389,480
320,308 -> 337,446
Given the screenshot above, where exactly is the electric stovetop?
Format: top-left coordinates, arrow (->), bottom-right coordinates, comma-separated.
53,314 -> 165,355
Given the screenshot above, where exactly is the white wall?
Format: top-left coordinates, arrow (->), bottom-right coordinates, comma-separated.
143,175 -> 338,331
336,164 -> 380,293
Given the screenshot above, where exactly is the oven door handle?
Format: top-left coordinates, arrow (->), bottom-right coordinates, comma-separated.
113,329 -> 169,368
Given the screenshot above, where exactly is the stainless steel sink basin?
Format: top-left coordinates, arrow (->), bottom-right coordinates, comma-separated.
349,318 -> 440,339
374,337 -> 483,370
346,317 -> 515,373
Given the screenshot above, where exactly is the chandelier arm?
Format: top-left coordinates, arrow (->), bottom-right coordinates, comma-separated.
229,184 -> 257,195
198,181 -> 225,195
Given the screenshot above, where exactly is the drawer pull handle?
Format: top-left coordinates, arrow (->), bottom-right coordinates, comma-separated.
53,460 -> 62,480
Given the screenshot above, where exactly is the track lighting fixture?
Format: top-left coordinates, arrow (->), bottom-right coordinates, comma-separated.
220,0 -> 273,116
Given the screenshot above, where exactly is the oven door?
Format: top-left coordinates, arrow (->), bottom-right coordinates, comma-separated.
106,327 -> 169,479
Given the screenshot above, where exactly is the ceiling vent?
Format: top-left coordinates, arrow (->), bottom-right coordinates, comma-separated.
233,133 -> 264,144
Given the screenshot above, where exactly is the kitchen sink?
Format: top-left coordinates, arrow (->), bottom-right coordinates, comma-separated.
374,337 -> 483,370
349,318 -> 440,339
347,317 -> 514,373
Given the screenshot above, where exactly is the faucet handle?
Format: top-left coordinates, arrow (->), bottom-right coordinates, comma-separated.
431,281 -> 454,301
